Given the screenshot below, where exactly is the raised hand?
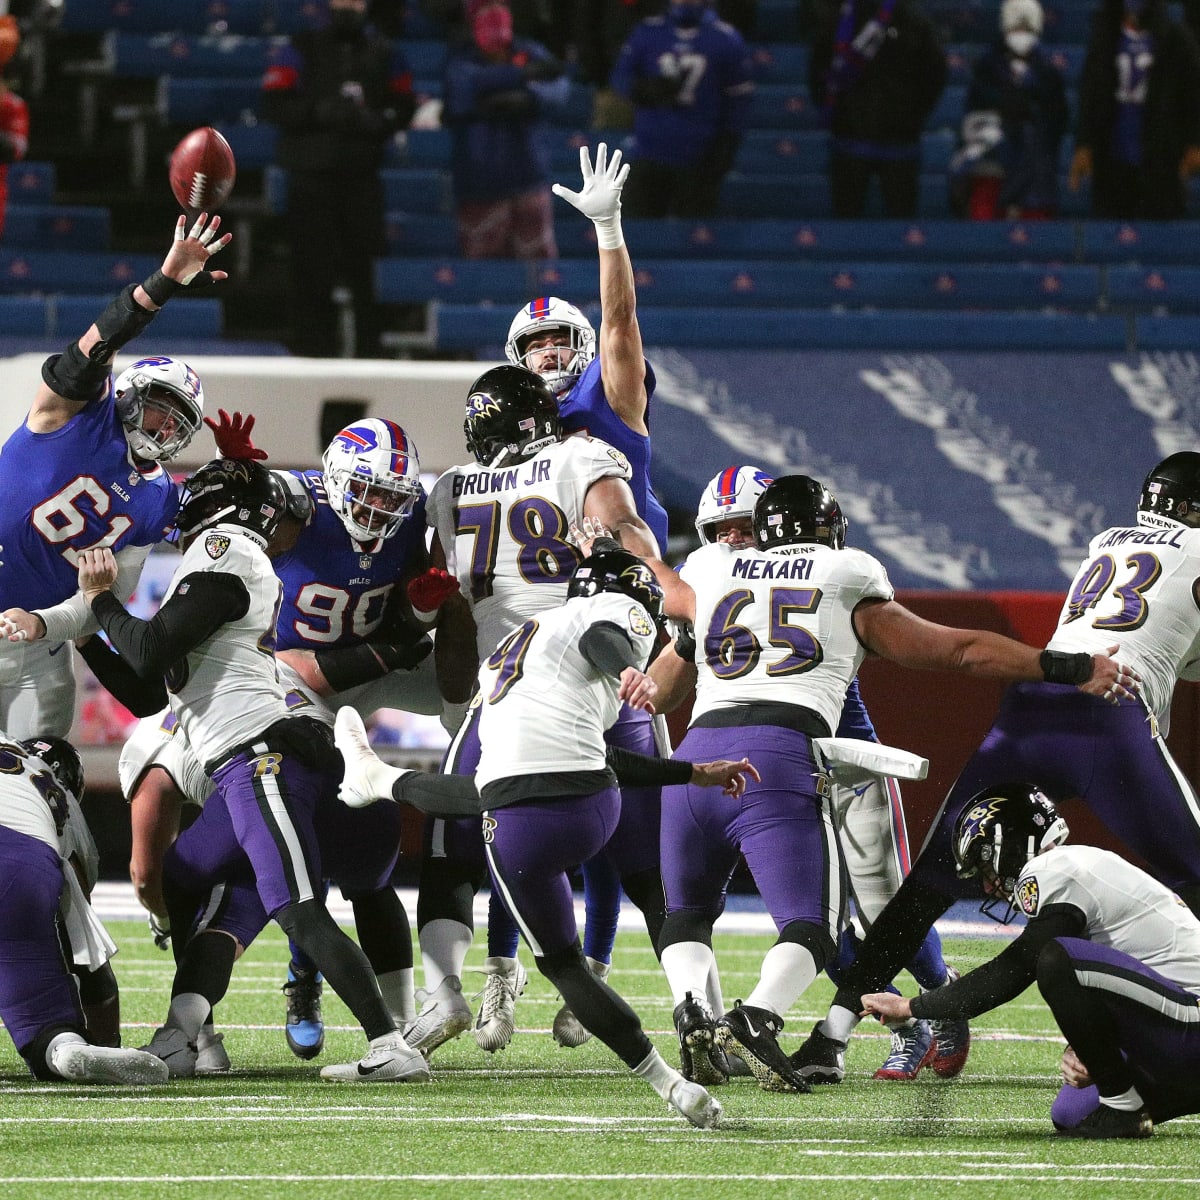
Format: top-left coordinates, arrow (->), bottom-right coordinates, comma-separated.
163,212 -> 232,287
205,409 -> 268,460
407,567 -> 461,618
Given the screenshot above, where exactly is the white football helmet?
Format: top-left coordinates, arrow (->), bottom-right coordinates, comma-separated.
695,465 -> 775,542
113,356 -> 205,462
505,296 -> 596,397
321,418 -> 422,543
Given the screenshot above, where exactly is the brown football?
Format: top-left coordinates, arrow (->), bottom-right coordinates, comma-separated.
168,126 -> 236,212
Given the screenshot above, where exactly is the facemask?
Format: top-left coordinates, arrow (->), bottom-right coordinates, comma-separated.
329,9 -> 365,38
1005,30 -> 1038,56
473,6 -> 514,56
670,3 -> 706,28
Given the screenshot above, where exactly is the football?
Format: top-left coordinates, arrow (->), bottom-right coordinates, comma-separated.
168,126 -> 236,212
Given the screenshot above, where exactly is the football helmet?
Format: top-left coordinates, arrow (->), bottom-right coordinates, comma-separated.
753,475 -> 847,551
505,297 -> 596,397
1138,451 -> 1200,527
19,736 -> 85,802
113,356 -> 205,462
954,782 -> 1069,921
695,465 -> 775,543
322,418 -> 422,543
174,458 -> 288,545
568,549 -> 666,627
464,365 -> 562,468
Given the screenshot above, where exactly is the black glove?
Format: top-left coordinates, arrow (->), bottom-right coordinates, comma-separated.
522,56 -> 565,82
630,74 -> 685,106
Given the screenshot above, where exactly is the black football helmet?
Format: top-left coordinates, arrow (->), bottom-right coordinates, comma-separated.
753,475 -> 847,551
19,736 -> 85,801
463,365 -> 562,468
174,458 -> 288,544
568,549 -> 666,627
954,782 -> 1069,922
1138,451 -> 1200,527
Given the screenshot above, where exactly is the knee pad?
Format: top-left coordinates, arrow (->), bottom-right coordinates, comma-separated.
658,910 -> 716,951
777,920 -> 835,972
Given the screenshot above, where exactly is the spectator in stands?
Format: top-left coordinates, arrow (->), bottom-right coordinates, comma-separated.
1069,0 -> 1200,220
0,13 -> 28,240
610,0 -> 755,219
261,0 -> 416,358
948,0 -> 1068,220
809,0 -> 948,218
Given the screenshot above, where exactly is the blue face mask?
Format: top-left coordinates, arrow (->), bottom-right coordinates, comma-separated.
670,3 -> 707,28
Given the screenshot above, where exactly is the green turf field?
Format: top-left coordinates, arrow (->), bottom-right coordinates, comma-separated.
0,925 -> 1194,1199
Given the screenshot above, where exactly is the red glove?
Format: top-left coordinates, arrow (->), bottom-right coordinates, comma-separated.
204,409 -> 268,461
407,568 -> 460,618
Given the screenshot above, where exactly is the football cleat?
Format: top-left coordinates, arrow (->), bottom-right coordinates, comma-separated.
673,991 -> 729,1087
873,1020 -> 936,1081
472,956 -> 528,1053
139,1026 -> 198,1079
929,968 -> 971,1077
404,976 -> 473,1058
552,956 -> 608,1048
789,1021 -> 846,1084
51,1042 -> 170,1085
196,1027 -> 231,1074
724,1049 -> 754,1078
667,1077 -> 723,1129
715,1003 -> 810,1094
1058,1103 -> 1154,1140
283,965 -> 325,1060
319,1031 -> 432,1083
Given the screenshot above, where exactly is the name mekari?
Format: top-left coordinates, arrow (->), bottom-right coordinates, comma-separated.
731,556 -> 815,581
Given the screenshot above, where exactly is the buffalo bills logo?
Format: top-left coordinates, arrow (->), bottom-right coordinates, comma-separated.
335,425 -> 381,455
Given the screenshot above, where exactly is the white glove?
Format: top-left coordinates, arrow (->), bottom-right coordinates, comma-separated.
551,143 -> 629,250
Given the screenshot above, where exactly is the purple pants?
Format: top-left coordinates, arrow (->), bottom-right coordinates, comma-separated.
915,684 -> 1200,896
663,723 -> 844,936
1048,937 -> 1200,1129
0,825 -> 85,1054
483,787 -> 621,958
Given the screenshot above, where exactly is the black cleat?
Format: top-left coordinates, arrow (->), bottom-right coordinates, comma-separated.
715,1002 -> 810,1094
672,992 -> 728,1087
789,1020 -> 846,1084
1059,1104 -> 1153,1140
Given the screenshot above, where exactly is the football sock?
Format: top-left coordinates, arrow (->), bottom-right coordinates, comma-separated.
821,1004 -> 861,1045
418,918 -> 473,993
660,941 -> 716,1008
746,942 -> 818,1017
165,992 -> 211,1041
706,959 -> 725,1018
632,1047 -> 682,1100
378,968 -> 416,1024
1101,1085 -> 1145,1112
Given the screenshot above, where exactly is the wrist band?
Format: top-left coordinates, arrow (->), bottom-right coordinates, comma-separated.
1039,649 -> 1093,685
593,214 -> 624,251
141,270 -> 183,307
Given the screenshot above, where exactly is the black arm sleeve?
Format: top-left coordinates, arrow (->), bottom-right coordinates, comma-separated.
605,745 -> 693,788
910,905 -> 1087,1021
76,635 -> 169,716
90,573 -> 249,679
314,634 -> 433,693
579,622 -> 641,678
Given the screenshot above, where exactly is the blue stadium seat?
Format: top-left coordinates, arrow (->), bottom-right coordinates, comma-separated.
745,84 -> 823,130
0,250 -> 160,294
384,213 -> 458,255
381,168 -> 453,213
217,122 -> 278,170
4,205 -> 112,252
718,172 -> 960,218
106,30 -> 275,77
1107,266 -> 1200,312
6,161 -> 55,204
734,130 -> 956,174
398,128 -> 452,168
403,40 -> 448,78
1134,315 -> 1200,349
374,258 -> 529,304
57,0 -> 273,36
54,296 -> 223,340
433,302 -> 1129,351
749,43 -> 810,84
162,76 -> 263,125
0,295 -> 51,336
1081,222 -> 1200,264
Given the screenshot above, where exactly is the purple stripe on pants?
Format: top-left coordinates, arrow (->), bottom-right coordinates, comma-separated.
0,825 -> 84,1053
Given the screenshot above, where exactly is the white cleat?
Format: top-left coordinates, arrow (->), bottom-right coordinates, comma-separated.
196,1028 -> 231,1074
51,1043 -> 170,1086
472,956 -> 528,1052
334,706 -> 408,808
139,1026 -> 198,1079
404,976 -> 473,1058
667,1077 -> 722,1129
320,1031 -> 432,1082
552,956 -> 609,1048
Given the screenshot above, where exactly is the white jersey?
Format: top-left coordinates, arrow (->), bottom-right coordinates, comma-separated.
119,661 -> 332,806
681,541 -> 894,733
474,592 -> 658,792
1015,844 -> 1200,994
162,527 -> 292,767
427,436 -> 633,660
0,736 -> 67,852
1046,515 -> 1200,732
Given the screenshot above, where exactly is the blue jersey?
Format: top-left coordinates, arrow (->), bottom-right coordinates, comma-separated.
0,393 -> 177,612
611,12 -> 754,167
272,469 -> 428,651
559,358 -> 669,550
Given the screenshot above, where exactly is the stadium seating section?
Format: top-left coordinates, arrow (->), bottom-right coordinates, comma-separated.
5,0 -> 1198,353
